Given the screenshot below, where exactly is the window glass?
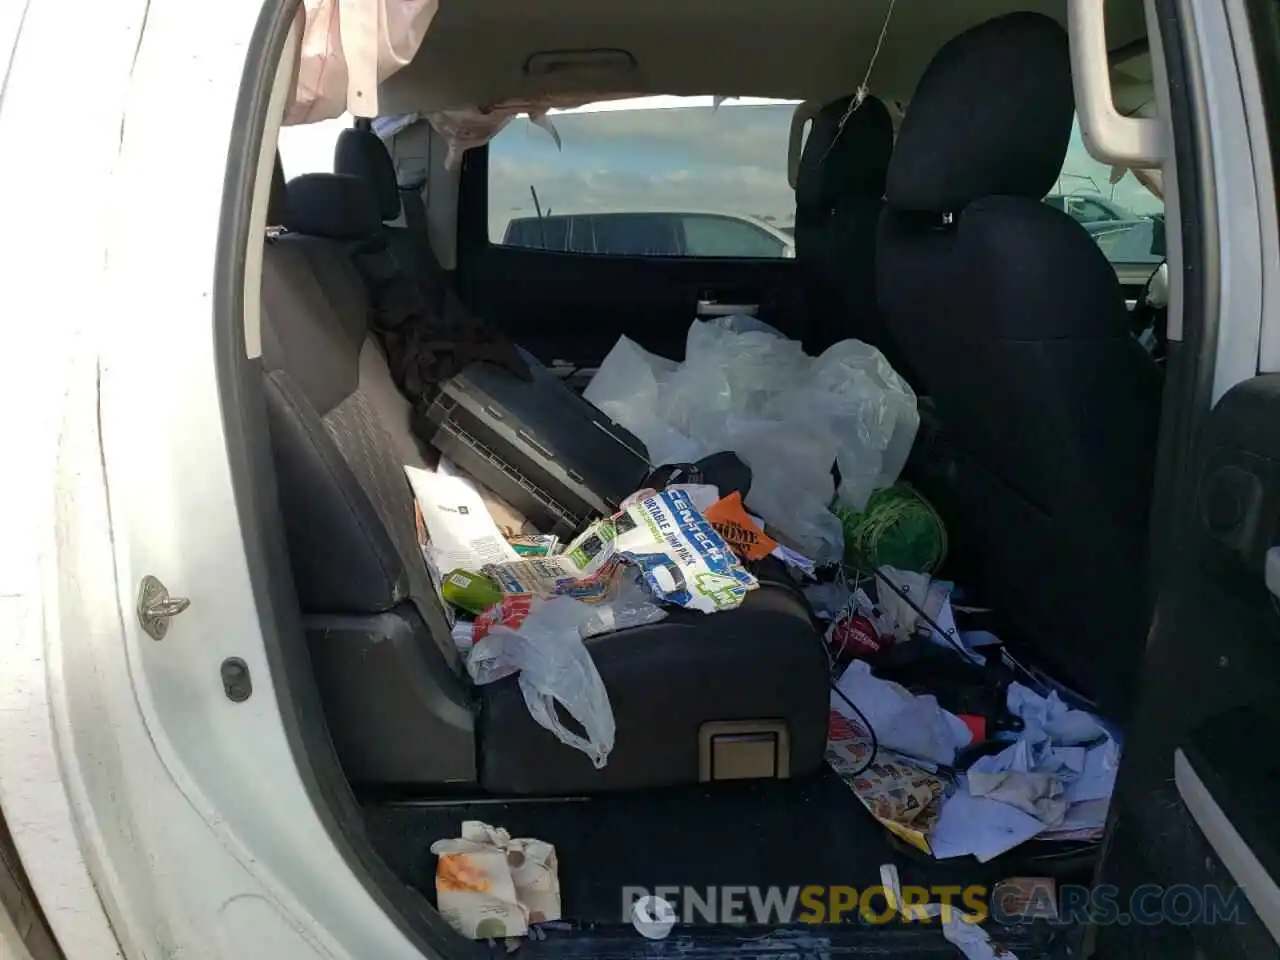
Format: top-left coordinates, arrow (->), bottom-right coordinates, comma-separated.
276,115 -> 349,178
1047,117 -> 1166,265
488,97 -> 799,258
681,214 -> 791,258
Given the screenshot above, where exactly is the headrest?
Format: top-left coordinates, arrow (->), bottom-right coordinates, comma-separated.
796,95 -> 892,213
886,13 -> 1074,213
283,173 -> 383,240
268,154 -> 288,225
335,128 -> 401,222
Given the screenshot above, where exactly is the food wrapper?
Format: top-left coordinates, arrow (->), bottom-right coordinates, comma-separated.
508,534 -> 560,557
485,520 -> 620,603
826,708 -> 949,855
613,489 -> 758,613
430,821 -> 561,940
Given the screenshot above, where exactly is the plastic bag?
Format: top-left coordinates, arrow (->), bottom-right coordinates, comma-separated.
584,336 -> 701,467
579,569 -> 668,638
585,318 -> 919,564
808,340 -> 919,510
467,596 -> 615,767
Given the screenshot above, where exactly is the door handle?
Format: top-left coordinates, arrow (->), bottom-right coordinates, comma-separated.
696,300 -> 759,317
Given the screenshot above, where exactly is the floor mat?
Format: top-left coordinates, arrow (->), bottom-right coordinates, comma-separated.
362,766 -> 1079,925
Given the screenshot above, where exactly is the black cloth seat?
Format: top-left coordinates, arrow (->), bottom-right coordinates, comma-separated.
794,94 -> 912,380
260,167 -> 830,792
876,13 -> 1163,713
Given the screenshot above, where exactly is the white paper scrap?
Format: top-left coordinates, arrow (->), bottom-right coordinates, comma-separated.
930,783 -> 1047,863
405,466 -> 520,572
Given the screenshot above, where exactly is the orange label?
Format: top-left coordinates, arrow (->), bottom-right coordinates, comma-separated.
702,492 -> 777,561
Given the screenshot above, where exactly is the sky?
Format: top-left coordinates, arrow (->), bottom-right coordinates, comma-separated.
276,97 -> 1165,242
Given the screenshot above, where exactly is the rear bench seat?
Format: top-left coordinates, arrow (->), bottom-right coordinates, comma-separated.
259,160 -> 830,793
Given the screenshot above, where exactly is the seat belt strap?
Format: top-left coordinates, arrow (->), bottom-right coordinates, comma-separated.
399,183 -> 428,234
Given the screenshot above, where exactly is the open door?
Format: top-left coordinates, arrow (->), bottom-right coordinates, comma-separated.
1089,375 -> 1280,957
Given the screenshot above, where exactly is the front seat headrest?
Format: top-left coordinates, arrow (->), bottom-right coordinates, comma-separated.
335,128 -> 401,222
283,173 -> 382,240
796,94 -> 892,216
886,12 -> 1074,213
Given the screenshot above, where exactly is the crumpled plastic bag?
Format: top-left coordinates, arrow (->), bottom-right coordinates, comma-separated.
585,317 -> 918,563
467,596 -> 615,767
430,821 -> 561,939
584,336 -> 699,467
578,569 -> 668,637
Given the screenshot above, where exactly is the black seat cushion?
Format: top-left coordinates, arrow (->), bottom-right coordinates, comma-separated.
478,581 -> 830,794
878,13 -> 1162,712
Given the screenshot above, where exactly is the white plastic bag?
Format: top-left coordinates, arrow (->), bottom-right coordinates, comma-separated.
584,336 -> 701,467
809,340 -> 919,510
585,317 -> 919,563
467,597 -> 615,768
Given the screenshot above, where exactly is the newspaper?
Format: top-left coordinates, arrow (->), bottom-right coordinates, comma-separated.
826,707 -> 949,855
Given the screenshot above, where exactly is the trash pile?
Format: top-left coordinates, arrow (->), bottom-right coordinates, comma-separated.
585,316 -> 920,564
405,455 -> 771,774
405,316 -> 1115,946
814,567 -> 1120,863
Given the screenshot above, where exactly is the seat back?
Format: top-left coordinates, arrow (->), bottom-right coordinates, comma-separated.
877,13 -> 1163,710
335,126 -> 449,306
261,169 -> 475,783
794,95 -> 903,369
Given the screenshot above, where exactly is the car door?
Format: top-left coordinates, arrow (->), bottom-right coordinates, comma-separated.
1083,374 -> 1280,958
455,99 -> 807,369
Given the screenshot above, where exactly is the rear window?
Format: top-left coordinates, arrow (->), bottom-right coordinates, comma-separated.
488,97 -> 798,259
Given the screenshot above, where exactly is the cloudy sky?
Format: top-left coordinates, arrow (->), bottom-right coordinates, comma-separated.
487,98 -> 1165,239
277,96 -> 1164,242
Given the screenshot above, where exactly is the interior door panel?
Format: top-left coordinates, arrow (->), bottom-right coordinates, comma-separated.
1093,375 -> 1280,958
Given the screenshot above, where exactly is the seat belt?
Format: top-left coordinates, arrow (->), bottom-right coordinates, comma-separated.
399,180 -> 429,234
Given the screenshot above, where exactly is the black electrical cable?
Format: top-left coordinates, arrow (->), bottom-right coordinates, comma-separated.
863,563 -> 975,662
828,677 -> 878,778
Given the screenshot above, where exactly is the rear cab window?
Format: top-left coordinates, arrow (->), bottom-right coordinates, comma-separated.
487,97 -> 799,259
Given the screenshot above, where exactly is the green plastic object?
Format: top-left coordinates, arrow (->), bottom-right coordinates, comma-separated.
836,483 -> 947,574
441,569 -> 504,615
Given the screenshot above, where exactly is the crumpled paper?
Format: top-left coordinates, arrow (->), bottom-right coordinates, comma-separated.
430,821 -> 561,939
833,659 -> 973,767
967,770 -> 1068,826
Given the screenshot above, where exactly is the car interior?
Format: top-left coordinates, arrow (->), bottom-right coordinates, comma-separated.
257,0 -> 1170,945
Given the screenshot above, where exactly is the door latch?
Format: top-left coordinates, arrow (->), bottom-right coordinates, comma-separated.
137,575 -> 190,640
